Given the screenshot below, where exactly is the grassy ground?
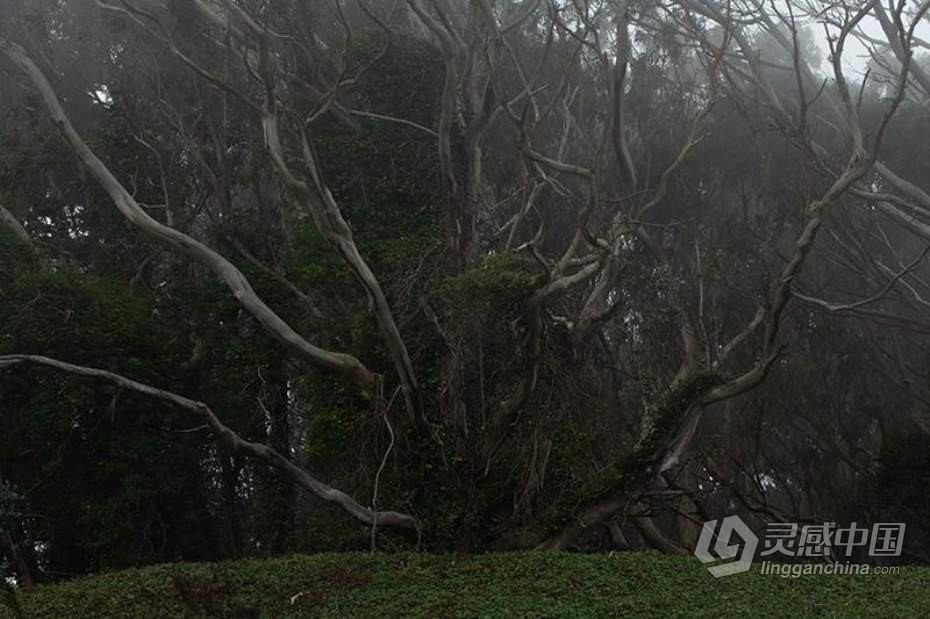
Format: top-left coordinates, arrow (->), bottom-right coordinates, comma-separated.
2,551 -> 928,618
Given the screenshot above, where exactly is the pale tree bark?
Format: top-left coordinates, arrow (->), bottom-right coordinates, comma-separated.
0,203 -> 31,248
538,0 -> 916,550
0,354 -> 417,530
162,0 -> 428,429
0,37 -> 377,397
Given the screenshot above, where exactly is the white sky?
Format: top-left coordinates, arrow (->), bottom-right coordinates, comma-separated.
803,8 -> 930,75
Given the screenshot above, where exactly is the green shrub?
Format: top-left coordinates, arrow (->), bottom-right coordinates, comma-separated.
5,551 -> 930,618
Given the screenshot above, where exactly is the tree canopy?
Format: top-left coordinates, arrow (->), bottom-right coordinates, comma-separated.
2,0 -> 930,584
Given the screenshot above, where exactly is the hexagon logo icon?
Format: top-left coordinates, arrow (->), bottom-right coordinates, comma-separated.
694,515 -> 759,577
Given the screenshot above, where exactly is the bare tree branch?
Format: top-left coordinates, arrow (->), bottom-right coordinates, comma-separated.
0,354 -> 417,529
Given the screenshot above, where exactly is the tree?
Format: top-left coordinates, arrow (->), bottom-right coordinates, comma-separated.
1,0 -> 929,575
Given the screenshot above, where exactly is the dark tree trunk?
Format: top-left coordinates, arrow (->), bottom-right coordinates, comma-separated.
219,455 -> 242,557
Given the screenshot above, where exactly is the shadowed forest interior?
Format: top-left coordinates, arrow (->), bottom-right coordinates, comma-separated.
1,0 -> 930,589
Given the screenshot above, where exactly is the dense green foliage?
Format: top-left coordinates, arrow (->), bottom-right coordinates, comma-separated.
3,0 -> 930,598
3,551 -> 929,618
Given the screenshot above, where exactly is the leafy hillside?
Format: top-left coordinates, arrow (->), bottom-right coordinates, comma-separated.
3,552 -> 928,618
